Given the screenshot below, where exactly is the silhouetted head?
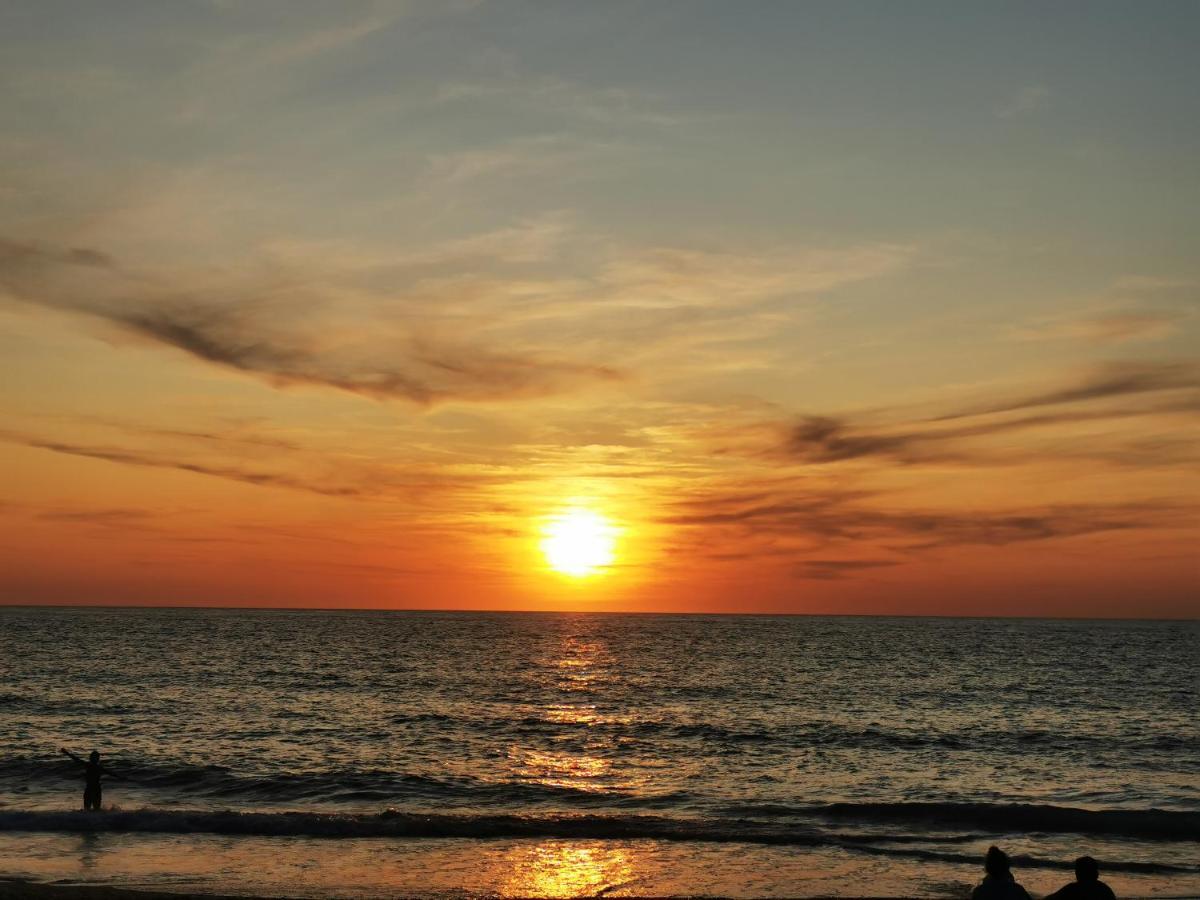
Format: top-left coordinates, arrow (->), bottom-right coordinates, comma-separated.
985,846 -> 1011,878
1075,856 -> 1100,882
89,750 -> 100,764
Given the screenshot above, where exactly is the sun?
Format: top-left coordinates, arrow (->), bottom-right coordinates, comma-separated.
540,508 -> 618,578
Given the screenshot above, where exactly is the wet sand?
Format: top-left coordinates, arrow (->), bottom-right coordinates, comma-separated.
0,883 -> 250,900
0,883 -> 911,900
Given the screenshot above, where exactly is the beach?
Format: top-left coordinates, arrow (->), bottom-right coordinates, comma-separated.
0,882 -> 911,900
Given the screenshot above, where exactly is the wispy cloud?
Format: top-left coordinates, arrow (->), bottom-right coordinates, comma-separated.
431,72 -> 690,128
766,361 -> 1200,467
1009,276 -> 1196,345
938,360 -> 1200,420
0,236 -> 623,406
425,136 -> 613,187
663,487 -> 1176,553
1011,310 -> 1186,344
595,244 -> 914,311
997,84 -> 1051,118
795,558 -> 902,580
35,507 -> 158,527
1,430 -> 369,498
1,231 -> 916,407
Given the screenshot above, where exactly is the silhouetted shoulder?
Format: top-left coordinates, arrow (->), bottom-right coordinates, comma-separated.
973,879 -> 1033,900
1047,882 -> 1117,900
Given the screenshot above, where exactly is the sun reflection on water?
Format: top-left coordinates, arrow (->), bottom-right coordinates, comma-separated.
506,626 -> 652,797
499,841 -> 637,898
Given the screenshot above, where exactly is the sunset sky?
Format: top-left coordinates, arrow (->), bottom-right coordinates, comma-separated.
1,1 -> 1197,616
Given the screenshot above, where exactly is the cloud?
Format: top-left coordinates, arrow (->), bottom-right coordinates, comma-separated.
425,136 -> 600,187
431,72 -> 689,128
786,405 -> 1198,467
652,358 -> 1199,564
997,84 -> 1051,118
35,507 -> 158,527
795,559 -> 902,580
1009,276 -> 1196,345
939,360 -> 1200,420
663,488 -> 1173,551
764,361 -> 1200,470
108,301 -> 620,404
595,244 -> 914,311
1,230 -> 916,407
0,236 -> 623,406
1,431 -> 368,498
1011,310 -> 1189,344
0,238 -> 115,271
788,416 -> 920,464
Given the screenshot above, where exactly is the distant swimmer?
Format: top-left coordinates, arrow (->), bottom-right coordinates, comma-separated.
971,846 -> 1033,900
60,747 -> 124,811
1045,856 -> 1117,900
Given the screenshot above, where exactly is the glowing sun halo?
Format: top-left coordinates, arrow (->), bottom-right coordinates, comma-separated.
541,508 -> 618,577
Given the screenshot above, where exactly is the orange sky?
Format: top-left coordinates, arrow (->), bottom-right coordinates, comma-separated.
1,3 -> 1197,617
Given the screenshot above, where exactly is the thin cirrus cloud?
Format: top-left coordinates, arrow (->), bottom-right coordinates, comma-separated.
1010,311 -> 1188,344
937,360 -> 1200,420
795,559 -> 903,581
996,84 -> 1052,118
638,357 -> 1200,575
662,486 -> 1175,554
0,236 -> 623,406
0,232 -> 914,407
1,431 -> 369,499
776,361 -> 1199,466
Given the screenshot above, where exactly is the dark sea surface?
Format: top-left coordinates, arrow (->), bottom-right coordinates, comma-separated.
0,608 -> 1196,898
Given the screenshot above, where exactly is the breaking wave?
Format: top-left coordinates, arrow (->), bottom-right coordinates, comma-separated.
0,804 -> 1196,868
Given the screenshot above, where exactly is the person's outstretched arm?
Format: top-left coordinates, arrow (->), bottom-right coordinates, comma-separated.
99,764 -> 127,781
60,748 -> 84,766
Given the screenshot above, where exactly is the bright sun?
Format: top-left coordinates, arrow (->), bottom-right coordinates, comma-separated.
540,508 -> 618,577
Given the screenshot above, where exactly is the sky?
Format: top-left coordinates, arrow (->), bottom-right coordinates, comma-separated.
1,1 -> 1197,616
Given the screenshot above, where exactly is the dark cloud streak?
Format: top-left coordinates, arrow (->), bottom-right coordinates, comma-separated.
795,559 -> 902,580
0,236 -> 622,406
663,489 -> 1173,550
782,362 -> 1200,466
1,431 -> 368,498
936,361 -> 1200,421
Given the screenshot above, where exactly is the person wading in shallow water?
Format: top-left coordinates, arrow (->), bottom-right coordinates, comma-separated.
60,747 -> 123,811
972,846 -> 1033,900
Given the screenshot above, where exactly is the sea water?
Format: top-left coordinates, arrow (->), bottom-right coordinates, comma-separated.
0,608 -> 1196,897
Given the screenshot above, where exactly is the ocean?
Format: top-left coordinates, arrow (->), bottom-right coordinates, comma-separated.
0,607 -> 1196,898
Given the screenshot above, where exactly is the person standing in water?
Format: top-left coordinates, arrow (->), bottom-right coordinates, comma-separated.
60,747 -> 122,811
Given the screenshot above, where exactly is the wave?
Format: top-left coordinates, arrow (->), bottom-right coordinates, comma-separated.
725,801 -> 1200,841
5,696 -> 1194,763
0,757 -> 693,809
7,752 -> 1198,840
0,808 -> 1194,874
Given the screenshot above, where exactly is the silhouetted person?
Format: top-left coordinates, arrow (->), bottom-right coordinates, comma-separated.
972,846 -> 1033,900
61,747 -> 122,811
1046,857 -> 1116,900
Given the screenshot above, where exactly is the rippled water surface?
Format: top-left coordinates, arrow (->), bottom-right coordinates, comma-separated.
0,608 -> 1196,897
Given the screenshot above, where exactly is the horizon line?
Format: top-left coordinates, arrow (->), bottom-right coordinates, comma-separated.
0,602 -> 1195,623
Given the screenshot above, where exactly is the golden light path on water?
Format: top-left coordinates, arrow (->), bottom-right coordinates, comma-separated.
501,628 -> 640,897
507,629 -> 642,790
500,841 -> 637,898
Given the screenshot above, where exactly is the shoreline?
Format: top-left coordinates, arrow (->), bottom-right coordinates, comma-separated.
0,883 -> 926,900
7,882 -> 1199,900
